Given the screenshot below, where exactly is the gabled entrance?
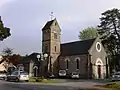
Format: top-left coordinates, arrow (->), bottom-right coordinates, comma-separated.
96,58 -> 103,79
33,66 -> 38,77
98,65 -> 101,78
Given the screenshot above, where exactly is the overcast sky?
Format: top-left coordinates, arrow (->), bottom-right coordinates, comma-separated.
0,0 -> 120,55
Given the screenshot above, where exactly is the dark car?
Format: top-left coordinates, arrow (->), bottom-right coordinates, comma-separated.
111,72 -> 120,81
70,72 -> 80,79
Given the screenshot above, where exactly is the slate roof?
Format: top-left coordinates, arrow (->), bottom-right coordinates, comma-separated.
20,52 -> 40,64
42,20 -> 54,30
60,38 -> 96,56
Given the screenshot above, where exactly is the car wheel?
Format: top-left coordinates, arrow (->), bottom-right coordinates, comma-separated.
5,78 -> 10,81
3,77 -> 6,81
25,80 -> 29,82
112,80 -> 115,82
16,78 -> 19,82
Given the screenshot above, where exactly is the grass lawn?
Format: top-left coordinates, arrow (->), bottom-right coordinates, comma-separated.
103,81 -> 120,90
29,77 -> 62,84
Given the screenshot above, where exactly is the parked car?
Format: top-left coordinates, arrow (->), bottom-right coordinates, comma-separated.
111,71 -> 120,81
48,74 -> 55,78
7,66 -> 16,75
70,72 -> 79,79
6,71 -> 29,82
0,71 -> 7,80
58,70 -> 67,77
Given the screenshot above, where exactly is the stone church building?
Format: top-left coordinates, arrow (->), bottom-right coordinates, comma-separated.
42,18 -> 109,79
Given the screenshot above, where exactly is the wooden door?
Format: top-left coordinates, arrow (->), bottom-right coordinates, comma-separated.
98,65 -> 101,78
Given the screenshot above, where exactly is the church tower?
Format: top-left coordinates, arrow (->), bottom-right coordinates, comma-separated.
42,18 -> 61,75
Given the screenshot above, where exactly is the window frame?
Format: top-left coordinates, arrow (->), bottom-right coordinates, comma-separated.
64,58 -> 70,70
54,33 -> 57,39
55,46 -> 56,52
96,42 -> 101,52
75,57 -> 80,70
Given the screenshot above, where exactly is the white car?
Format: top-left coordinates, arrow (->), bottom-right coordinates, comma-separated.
71,72 -> 79,79
59,70 -> 66,77
0,73 -> 7,80
111,72 -> 120,81
6,71 -> 29,82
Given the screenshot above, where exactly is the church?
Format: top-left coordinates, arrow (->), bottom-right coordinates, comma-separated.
42,18 -> 109,79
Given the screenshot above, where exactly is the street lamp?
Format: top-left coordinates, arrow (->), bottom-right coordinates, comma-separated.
36,54 -> 41,77
37,55 -> 41,61
44,53 -> 48,59
36,53 -> 48,77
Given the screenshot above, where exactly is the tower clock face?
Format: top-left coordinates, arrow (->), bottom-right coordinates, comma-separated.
96,42 -> 101,52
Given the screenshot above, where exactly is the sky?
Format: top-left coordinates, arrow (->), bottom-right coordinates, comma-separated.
0,0 -> 120,55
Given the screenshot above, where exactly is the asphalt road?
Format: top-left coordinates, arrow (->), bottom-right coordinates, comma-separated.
0,80 -> 81,90
0,79 -> 109,90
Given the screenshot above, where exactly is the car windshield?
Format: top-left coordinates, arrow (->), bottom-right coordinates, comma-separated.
11,71 -> 28,75
59,70 -> 66,74
114,72 -> 120,75
20,72 -> 28,75
11,71 -> 18,75
72,72 -> 78,75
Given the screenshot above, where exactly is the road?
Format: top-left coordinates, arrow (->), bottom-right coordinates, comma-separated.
0,80 -> 82,90
0,79 -> 109,90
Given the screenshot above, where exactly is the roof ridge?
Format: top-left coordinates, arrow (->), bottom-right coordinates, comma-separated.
61,38 -> 96,56
61,38 -> 96,45
42,19 -> 55,30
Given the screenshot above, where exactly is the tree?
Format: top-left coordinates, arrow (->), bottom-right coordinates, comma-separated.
2,47 -> 13,64
78,27 -> 98,40
98,8 -> 120,52
98,8 -> 120,71
2,48 -> 21,67
9,54 -> 21,66
0,16 -> 11,41
2,47 -> 13,56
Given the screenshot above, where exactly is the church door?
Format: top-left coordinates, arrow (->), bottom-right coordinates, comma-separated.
33,66 -> 38,77
98,65 -> 101,78
34,68 -> 37,77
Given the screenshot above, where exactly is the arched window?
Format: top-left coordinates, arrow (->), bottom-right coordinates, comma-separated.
65,58 -> 70,70
55,46 -> 56,52
66,60 -> 69,69
54,33 -> 57,39
75,57 -> 80,70
76,59 -> 79,69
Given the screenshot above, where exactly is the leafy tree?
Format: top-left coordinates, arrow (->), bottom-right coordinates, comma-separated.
2,48 -> 21,65
78,27 -> 98,40
9,54 -> 21,66
98,8 -> 120,52
2,47 -> 13,64
0,16 -> 11,41
98,8 -> 120,71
